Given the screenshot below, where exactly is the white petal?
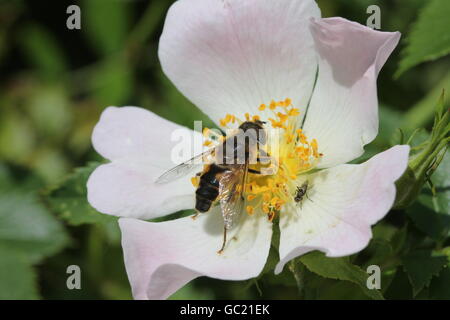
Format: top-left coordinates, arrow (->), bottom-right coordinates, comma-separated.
88,106 -> 203,219
87,162 -> 195,219
275,145 -> 409,274
119,210 -> 272,299
92,106 -> 199,167
303,18 -> 401,168
159,0 -> 320,124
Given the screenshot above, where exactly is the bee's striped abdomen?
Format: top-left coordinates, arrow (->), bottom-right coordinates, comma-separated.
195,164 -> 226,213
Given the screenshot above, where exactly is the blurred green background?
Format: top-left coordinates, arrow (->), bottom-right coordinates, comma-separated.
0,0 -> 449,300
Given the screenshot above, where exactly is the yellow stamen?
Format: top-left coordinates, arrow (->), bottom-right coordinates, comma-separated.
192,98 -> 322,222
191,177 -> 199,188
277,112 -> 288,123
269,100 -> 277,110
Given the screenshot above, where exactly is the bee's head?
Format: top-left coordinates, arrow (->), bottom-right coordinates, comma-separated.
238,120 -> 267,145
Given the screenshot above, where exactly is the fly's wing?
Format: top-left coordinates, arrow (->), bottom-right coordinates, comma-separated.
155,148 -> 215,184
218,162 -> 248,230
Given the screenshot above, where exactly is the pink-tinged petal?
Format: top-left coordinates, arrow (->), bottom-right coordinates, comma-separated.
275,145 -> 409,274
92,106 -> 198,167
159,0 -> 320,124
303,18 -> 401,168
88,106 -> 204,219
87,162 -> 195,219
119,210 -> 272,299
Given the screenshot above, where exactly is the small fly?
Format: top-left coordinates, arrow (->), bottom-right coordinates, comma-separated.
294,181 -> 311,205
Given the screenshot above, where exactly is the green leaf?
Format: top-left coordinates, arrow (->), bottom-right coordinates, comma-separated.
126,1 -> 170,50
26,85 -> 72,140
0,108 -> 36,163
395,92 -> 449,209
396,0 -> 450,77
407,200 -> 450,240
44,162 -> 117,226
19,23 -> 68,79
401,73 -> 450,132
0,164 -> 70,299
406,151 -> 450,239
363,238 -> 394,269
90,58 -> 133,106
384,269 -> 413,299
429,267 -> 450,299
299,251 -> 384,300
0,248 -> 39,300
391,224 -> 409,255
377,105 -> 403,147
82,0 -> 130,56
0,179 -> 69,264
402,250 -> 448,296
315,281 -> 369,300
429,148 -> 450,215
168,282 -> 215,300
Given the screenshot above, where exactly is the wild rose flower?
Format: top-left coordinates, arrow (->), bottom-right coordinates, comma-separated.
87,0 -> 410,299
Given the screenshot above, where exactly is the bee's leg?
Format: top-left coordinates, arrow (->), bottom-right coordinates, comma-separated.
248,168 -> 261,174
217,226 -> 228,254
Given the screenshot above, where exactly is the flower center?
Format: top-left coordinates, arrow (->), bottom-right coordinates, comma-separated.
196,98 -> 323,221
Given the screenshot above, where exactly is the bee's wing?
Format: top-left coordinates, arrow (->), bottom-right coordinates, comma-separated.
219,163 -> 248,230
155,148 -> 215,184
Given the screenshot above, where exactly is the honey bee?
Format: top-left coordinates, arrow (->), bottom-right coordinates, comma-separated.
156,120 -> 269,253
